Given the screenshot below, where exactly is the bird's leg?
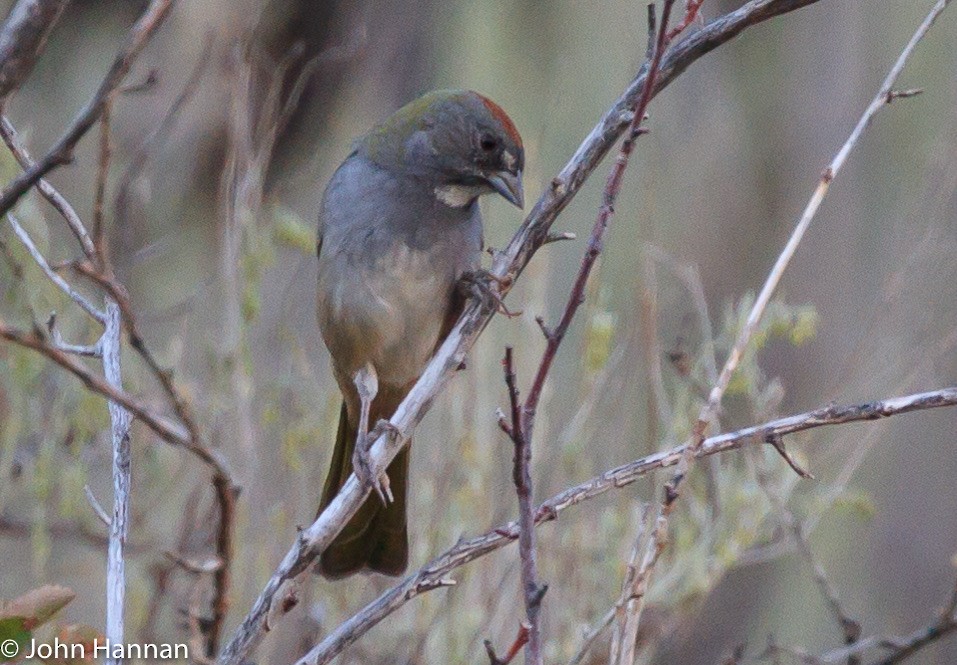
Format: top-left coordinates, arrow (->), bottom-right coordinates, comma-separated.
458,269 -> 522,318
352,363 -> 392,505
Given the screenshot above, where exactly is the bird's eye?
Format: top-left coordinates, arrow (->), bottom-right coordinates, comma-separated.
479,134 -> 498,152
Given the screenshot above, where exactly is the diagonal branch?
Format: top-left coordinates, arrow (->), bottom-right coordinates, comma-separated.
0,0 -> 175,219
758,472 -> 861,662
0,115 -> 97,259
5,213 -> 104,321
786,571 -> 957,664
0,0 -> 71,103
293,387 -> 957,665
216,3 -> 837,662
613,0 -> 952,646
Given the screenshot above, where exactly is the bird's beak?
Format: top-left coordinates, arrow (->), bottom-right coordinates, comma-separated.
487,170 -> 524,209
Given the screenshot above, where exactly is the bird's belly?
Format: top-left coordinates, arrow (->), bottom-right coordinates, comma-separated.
318,242 -> 455,386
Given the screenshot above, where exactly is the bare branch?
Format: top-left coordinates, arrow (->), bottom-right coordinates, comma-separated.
0,320 -> 206,456
163,551 -> 224,575
0,0 -> 71,102
793,571 -> 957,664
567,607 -> 616,665
609,505 -> 653,665
500,347 -> 547,664
5,213 -> 105,321
83,484 -> 111,527
293,387 -> 957,665
0,0 -> 175,218
92,95 -> 114,262
757,474 -> 860,660
113,32 -> 212,233
705,0 -> 949,429
0,115 -> 96,259
0,309 -> 237,656
615,0 -> 952,643
47,314 -> 102,356
102,299 -> 132,665
217,3 -> 833,663
485,623 -> 531,665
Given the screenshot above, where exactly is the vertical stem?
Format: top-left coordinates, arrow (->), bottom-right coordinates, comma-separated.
503,348 -> 545,665
103,298 -> 132,665
515,422 -> 541,664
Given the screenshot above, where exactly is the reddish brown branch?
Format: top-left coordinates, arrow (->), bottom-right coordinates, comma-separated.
495,4 -> 680,661
500,347 -> 546,664
668,0 -> 707,40
484,623 -> 531,665
522,0 -> 673,437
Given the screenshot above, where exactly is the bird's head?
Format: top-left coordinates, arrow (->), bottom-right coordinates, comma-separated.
361,89 -> 525,209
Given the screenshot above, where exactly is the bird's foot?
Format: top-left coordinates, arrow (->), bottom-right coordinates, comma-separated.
459,269 -> 521,318
368,418 -> 401,444
352,431 -> 393,506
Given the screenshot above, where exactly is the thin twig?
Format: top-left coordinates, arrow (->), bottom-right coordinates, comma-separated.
0,0 -> 175,218
84,484 -> 111,527
0,321 -> 215,459
616,0 -> 951,644
291,387 -> 957,665
706,0 -> 951,428
0,309 -> 237,656
163,550 -> 224,575
499,0 -> 676,660
500,347 -> 547,664
522,0 -> 673,442
567,607 -> 616,665
668,0 -> 707,40
0,115 -> 96,259
73,262 -> 204,450
609,504 -> 653,665
484,623 -> 531,665
92,94 -> 114,263
757,474 -> 860,661
0,0 -> 71,102
5,214 -> 105,321
113,32 -> 212,238
2,47 -> 234,648
789,573 -> 957,664
218,3 -> 836,662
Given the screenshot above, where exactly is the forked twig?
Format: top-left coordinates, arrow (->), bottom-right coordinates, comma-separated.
609,0 -> 952,647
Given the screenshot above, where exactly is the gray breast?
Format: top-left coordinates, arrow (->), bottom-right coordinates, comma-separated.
316,154 -> 482,386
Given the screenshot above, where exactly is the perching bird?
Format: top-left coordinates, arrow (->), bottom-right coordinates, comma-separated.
315,90 -> 524,578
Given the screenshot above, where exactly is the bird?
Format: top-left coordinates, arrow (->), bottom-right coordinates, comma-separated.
315,89 -> 524,578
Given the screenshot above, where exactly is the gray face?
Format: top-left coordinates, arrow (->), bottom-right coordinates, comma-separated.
361,90 -> 525,208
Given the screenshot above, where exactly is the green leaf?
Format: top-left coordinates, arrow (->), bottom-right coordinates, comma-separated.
0,616 -> 30,663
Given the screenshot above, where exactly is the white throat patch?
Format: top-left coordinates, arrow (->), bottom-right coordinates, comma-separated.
434,183 -> 484,208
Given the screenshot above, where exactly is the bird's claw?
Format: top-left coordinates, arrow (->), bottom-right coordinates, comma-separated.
352,431 -> 393,505
459,269 -> 521,318
368,418 -> 401,443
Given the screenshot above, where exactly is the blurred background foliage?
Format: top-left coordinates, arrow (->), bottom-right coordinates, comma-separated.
0,0 -> 956,663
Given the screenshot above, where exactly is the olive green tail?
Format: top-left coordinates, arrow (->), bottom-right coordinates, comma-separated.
316,401 -> 409,579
